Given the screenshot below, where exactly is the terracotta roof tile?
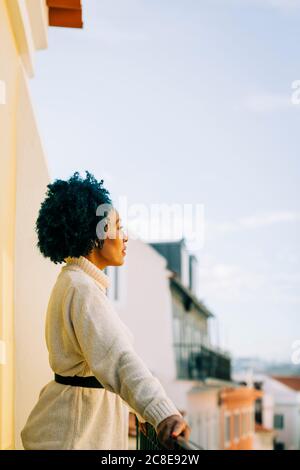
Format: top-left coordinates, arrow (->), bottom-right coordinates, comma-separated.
272,376 -> 300,391
46,0 -> 83,28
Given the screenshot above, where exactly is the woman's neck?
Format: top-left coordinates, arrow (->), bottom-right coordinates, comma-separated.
84,249 -> 107,271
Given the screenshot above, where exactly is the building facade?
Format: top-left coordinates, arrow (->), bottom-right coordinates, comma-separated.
109,237 -> 259,449
0,0 -> 83,450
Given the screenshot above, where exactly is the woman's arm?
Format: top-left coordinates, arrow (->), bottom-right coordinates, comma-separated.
67,282 -> 182,432
124,402 -> 146,423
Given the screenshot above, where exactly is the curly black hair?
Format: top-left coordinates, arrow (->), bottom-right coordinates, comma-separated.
35,171 -> 113,264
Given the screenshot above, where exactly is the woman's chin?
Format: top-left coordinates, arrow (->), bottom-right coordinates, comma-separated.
108,255 -> 126,267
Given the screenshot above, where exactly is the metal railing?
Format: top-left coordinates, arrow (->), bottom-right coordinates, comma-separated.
174,343 -> 231,381
135,417 -> 202,451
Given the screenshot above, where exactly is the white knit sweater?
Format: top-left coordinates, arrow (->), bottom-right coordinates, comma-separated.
20,256 -> 181,450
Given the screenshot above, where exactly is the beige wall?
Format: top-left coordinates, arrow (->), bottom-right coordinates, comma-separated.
14,66 -> 60,451
187,388 -> 220,450
253,431 -> 275,450
0,0 -> 59,449
0,0 -> 21,449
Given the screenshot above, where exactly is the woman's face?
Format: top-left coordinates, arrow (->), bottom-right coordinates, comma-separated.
97,209 -> 128,267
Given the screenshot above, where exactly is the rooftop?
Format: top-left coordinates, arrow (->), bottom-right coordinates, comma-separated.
46,0 -> 83,28
170,273 -> 214,318
272,376 -> 300,391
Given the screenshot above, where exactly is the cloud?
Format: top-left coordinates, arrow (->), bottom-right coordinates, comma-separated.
242,93 -> 296,113
198,258 -> 266,302
258,0 -> 300,8
222,0 -> 300,9
198,255 -> 300,305
208,211 -> 300,235
85,17 -> 149,44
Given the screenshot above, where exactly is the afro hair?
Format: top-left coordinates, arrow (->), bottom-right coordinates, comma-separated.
35,171 -> 113,264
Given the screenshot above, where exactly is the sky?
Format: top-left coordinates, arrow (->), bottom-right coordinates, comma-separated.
29,0 -> 300,362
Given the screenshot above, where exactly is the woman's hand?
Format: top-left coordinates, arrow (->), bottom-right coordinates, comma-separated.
156,414 -> 191,450
138,421 -> 148,436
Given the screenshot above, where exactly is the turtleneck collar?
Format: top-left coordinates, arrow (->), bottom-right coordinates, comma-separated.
64,255 -> 110,292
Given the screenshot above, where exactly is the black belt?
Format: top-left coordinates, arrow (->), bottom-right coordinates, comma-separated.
54,373 -> 104,388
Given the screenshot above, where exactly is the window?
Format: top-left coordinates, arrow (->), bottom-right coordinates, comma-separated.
189,255 -> 198,294
274,414 -> 284,430
207,416 -> 213,450
106,265 -> 126,304
234,411 -> 240,442
185,319 -> 193,344
181,246 -> 190,288
249,408 -> 255,434
192,320 -> 202,344
224,413 -> 231,448
255,398 -> 263,424
207,415 -> 218,450
197,414 -> 203,450
173,317 -> 181,344
242,410 -> 248,437
249,407 -> 255,435
114,266 -> 119,301
212,415 -> 219,450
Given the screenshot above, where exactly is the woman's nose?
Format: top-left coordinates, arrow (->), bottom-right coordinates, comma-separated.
122,228 -> 128,242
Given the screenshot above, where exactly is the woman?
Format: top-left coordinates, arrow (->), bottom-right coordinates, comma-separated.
21,171 -> 191,450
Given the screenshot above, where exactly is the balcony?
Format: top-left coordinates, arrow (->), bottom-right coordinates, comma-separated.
135,417 -> 201,450
174,343 -> 231,382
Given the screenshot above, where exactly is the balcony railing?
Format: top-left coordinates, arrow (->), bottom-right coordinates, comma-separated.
174,343 -> 231,382
135,417 -> 202,450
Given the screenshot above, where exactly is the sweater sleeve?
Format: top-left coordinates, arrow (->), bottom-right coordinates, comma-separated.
68,282 -> 182,431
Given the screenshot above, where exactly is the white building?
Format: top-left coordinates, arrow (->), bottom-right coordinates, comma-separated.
234,372 -> 300,450
265,376 -> 300,450
108,237 -> 232,449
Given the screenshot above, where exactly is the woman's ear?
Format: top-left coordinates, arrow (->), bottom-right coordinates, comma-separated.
95,238 -> 103,249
